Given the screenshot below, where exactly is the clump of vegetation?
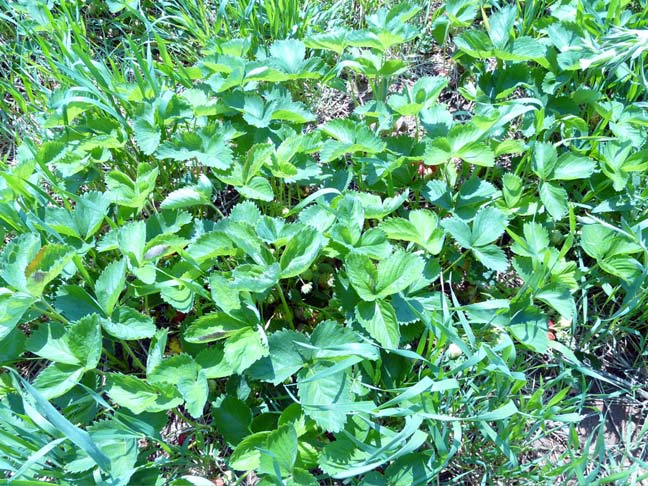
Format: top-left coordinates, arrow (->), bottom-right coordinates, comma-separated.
1,0 -> 647,484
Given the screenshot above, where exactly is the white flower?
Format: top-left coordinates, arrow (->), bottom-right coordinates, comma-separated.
301,282 -> 313,294
447,343 -> 463,359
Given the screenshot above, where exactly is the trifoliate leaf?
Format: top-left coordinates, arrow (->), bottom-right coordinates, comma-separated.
379,209 -> 445,254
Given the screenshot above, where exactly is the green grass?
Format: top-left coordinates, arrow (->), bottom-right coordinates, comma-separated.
0,0 -> 647,484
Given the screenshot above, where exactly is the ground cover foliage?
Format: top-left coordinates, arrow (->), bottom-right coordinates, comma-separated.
1,0 -> 648,484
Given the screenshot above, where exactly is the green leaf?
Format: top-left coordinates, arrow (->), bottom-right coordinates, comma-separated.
106,163 -> 158,210
231,263 -> 280,293
222,220 -> 273,266
102,306 -> 156,340
388,76 -> 447,116
106,373 -> 183,415
346,250 -> 423,301
532,142 -> 557,180
356,191 -> 408,220
288,469 -> 319,486
147,329 -> 168,376
95,259 -> 126,316
73,191 -> 112,239
319,119 -> 386,163
600,255 -> 642,281
209,276 -> 242,314
258,424 -> 298,477
310,320 -> 379,360
305,29 -> 350,54
156,127 -> 233,170
375,250 -> 424,298
379,209 -> 445,255
539,182 -> 568,220
196,347 -> 235,379
355,299 -> 400,348
268,39 -> 318,78
224,327 -> 269,374
441,217 -> 473,248
247,329 -> 309,384
424,125 -> 494,167
230,431 -> 271,471
27,315 -> 102,369
0,233 -> 41,291
212,396 -> 252,445
472,244 -> 508,271
385,454 -> 434,486
106,0 -> 138,14
457,142 -> 494,167
550,153 -> 596,180
117,220 -> 147,265
186,231 -> 235,263
239,176 -> 274,202
280,231 -> 325,279
27,322 -> 80,365
0,328 -> 25,364
0,289 -> 35,340
488,5 -> 515,49
511,222 -> 549,258
508,307 -> 550,353
298,363 -> 354,432
178,370 -> 209,419
345,253 -> 379,301
471,207 -> 508,247
133,105 -> 160,155
184,312 -> 248,343
33,362 -> 86,399
149,354 -> 201,386
536,285 -> 574,319
160,175 -> 213,210
68,314 -> 103,369
12,371 -> 112,473
25,244 -> 75,297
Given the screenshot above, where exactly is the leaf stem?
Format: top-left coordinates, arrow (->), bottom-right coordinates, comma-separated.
444,251 -> 468,274
208,202 -> 226,220
119,339 -> 147,372
39,299 -> 68,324
276,284 -> 294,329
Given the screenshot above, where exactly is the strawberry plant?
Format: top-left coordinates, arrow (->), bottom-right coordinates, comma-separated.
1,1 -> 648,485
